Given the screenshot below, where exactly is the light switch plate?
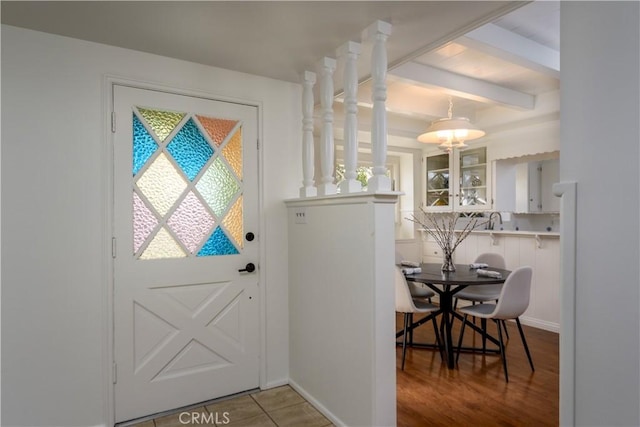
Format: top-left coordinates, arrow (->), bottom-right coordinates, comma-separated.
294,208 -> 307,224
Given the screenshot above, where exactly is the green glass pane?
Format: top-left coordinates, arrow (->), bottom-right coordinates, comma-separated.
137,152 -> 188,216
140,227 -> 186,259
138,107 -> 186,142
195,158 -> 240,217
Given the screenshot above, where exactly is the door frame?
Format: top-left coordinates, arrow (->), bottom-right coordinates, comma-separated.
102,75 -> 266,426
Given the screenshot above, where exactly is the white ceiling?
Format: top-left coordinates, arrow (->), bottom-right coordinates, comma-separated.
2,1 -> 560,140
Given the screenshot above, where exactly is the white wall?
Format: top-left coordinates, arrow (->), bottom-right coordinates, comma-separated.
286,194 -> 397,427
1,25 -> 299,427
561,3 -> 640,426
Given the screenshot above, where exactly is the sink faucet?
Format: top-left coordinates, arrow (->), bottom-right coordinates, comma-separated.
487,212 -> 503,230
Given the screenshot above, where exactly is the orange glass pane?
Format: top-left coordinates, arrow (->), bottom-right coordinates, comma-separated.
222,196 -> 243,249
196,115 -> 238,147
222,127 -> 242,180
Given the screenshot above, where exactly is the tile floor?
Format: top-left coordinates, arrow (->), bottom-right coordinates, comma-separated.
128,385 -> 333,427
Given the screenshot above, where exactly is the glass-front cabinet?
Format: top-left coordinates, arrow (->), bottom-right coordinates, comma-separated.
425,152 -> 451,210
457,147 -> 489,210
424,146 -> 490,212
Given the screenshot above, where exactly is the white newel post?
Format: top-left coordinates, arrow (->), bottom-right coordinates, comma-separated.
337,41 -> 362,194
317,57 -> 337,196
364,20 -> 392,192
300,71 -> 317,198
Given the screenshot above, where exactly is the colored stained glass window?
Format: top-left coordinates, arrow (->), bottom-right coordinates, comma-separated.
133,114 -> 159,176
196,158 -> 240,218
167,191 -> 215,254
167,118 -> 214,181
198,227 -> 239,256
137,152 -> 188,217
140,227 -> 187,260
133,192 -> 159,253
222,128 -> 243,180
132,106 -> 243,260
222,196 -> 243,249
196,115 -> 238,147
138,107 -> 185,142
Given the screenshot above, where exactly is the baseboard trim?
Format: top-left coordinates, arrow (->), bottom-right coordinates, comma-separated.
262,377 -> 290,390
288,379 -> 346,427
520,316 -> 559,333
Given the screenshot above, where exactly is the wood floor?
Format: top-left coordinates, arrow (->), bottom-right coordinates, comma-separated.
396,313 -> 559,427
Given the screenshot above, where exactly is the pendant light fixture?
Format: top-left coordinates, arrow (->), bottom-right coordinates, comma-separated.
417,97 -> 485,152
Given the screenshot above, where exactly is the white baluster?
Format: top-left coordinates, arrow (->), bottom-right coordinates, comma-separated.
337,41 -> 362,194
364,20 -> 392,192
317,57 -> 337,196
299,71 -> 317,198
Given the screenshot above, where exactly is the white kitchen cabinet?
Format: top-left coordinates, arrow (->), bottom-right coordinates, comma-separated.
495,156 -> 559,213
424,146 -> 491,212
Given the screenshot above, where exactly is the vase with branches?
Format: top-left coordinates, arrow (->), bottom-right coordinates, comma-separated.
407,209 -> 488,272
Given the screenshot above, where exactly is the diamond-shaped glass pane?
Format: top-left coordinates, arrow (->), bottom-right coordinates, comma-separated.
140,227 -> 187,259
133,192 -> 158,253
133,114 -> 159,176
222,127 -> 242,180
138,107 -> 185,142
222,196 -> 243,249
195,158 -> 240,217
167,191 -> 216,254
137,153 -> 188,216
167,118 -> 214,181
196,115 -> 238,147
197,227 -> 239,256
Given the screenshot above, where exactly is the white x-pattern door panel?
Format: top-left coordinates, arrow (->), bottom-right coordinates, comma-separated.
113,85 -> 259,423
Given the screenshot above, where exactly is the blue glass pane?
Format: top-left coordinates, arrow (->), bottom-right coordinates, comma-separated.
133,114 -> 159,176
197,227 -> 239,256
167,118 -> 214,181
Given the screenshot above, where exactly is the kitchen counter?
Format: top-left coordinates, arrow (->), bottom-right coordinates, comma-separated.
465,229 -> 559,237
420,228 -> 559,237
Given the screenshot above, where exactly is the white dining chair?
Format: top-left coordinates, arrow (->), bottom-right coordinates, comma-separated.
396,252 -> 434,301
455,266 -> 535,382
455,252 -> 506,305
395,266 -> 442,370
454,253 -> 509,345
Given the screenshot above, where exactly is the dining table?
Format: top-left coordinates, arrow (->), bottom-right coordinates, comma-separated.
404,262 -> 511,369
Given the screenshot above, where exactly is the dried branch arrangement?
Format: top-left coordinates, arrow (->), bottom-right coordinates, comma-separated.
406,208 -> 488,271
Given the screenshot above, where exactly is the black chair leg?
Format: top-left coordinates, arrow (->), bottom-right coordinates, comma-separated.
455,313 -> 468,364
402,313 -> 409,370
481,318 -> 487,353
431,315 -> 444,361
502,319 -> 510,339
493,299 -> 509,339
516,318 -> 535,372
496,319 -> 509,382
409,313 -> 414,347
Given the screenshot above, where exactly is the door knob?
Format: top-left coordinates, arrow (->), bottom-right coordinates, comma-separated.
245,232 -> 255,242
238,263 -> 256,273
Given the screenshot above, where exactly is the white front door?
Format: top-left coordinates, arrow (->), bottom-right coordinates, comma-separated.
112,85 -> 259,423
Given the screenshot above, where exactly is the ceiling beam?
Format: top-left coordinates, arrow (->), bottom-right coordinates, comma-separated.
458,23 -> 560,78
388,61 -> 535,110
